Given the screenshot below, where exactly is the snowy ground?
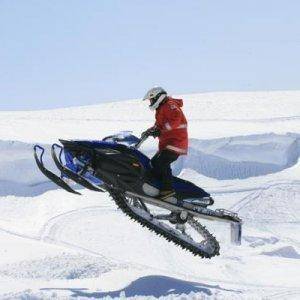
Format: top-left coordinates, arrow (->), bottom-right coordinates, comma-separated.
0,91 -> 300,299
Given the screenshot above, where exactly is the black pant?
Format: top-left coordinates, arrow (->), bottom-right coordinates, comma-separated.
150,150 -> 179,191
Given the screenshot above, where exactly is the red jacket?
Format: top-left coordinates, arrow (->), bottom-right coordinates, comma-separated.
155,97 -> 188,155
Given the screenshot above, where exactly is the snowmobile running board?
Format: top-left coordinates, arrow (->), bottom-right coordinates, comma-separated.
126,191 -> 242,245
33,145 -> 81,195
126,191 -> 241,223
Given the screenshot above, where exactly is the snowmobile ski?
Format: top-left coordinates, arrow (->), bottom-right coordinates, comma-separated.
33,145 -> 81,195
51,144 -> 105,193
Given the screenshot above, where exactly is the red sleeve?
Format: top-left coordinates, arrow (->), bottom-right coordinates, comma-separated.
162,103 -> 182,131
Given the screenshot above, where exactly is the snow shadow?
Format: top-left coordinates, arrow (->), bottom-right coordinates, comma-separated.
41,275 -> 241,298
243,235 -> 279,248
0,180 -> 61,197
261,246 -> 300,259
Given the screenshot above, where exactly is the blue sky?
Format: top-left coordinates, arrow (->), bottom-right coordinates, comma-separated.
0,0 -> 299,110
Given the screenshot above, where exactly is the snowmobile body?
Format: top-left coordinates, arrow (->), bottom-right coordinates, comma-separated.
58,138 -> 211,203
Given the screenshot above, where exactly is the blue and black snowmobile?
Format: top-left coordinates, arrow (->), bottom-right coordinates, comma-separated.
34,132 -> 242,258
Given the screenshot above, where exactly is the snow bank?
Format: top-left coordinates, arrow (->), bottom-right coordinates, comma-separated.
1,91 -> 300,143
174,133 -> 300,179
1,132 -> 299,197
0,140 -> 42,184
0,141 -> 67,196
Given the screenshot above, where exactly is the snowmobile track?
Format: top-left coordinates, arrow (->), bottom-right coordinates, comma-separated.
109,189 -> 220,258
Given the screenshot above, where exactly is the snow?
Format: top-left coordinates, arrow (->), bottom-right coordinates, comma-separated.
173,133 -> 300,179
0,90 -> 300,299
261,246 -> 300,259
234,182 -> 300,223
0,253 -> 121,280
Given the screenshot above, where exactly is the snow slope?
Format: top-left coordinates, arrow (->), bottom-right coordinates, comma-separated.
0,91 -> 300,299
174,133 -> 300,179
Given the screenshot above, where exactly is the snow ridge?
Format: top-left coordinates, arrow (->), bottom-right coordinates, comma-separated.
174,133 -> 300,179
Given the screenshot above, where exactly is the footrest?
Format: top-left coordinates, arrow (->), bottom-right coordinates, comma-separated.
215,209 -> 240,220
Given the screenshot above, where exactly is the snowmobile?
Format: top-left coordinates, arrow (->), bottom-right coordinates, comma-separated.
34,132 -> 242,258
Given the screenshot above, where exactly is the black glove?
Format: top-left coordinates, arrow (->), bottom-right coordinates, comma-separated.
141,126 -> 161,138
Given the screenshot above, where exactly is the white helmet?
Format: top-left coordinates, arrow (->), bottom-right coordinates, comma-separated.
143,87 -> 167,110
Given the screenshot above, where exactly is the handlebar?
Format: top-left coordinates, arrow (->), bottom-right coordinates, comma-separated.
134,134 -> 149,149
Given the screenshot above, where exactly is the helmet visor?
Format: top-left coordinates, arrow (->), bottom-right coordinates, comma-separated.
149,97 -> 157,106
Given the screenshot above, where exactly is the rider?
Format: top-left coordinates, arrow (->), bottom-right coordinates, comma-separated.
142,87 -> 188,200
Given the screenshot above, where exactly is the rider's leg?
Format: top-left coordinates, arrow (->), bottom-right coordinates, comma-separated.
151,150 -> 179,199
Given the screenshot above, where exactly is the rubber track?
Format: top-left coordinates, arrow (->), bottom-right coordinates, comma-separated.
109,189 -> 220,258
188,218 -> 220,256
